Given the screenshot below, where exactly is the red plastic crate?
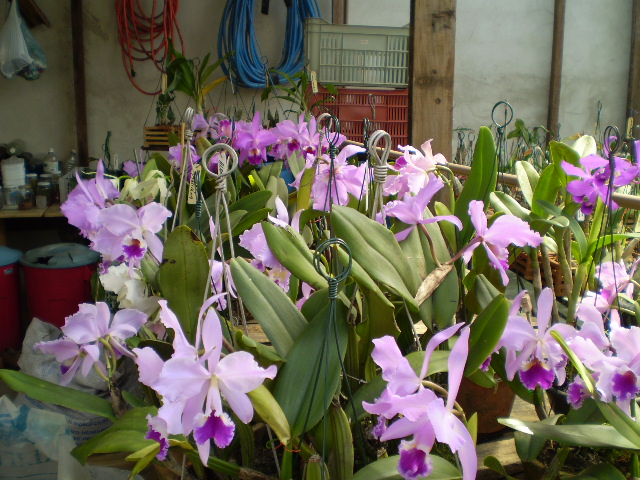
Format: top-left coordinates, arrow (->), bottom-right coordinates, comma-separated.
309,86 -> 409,147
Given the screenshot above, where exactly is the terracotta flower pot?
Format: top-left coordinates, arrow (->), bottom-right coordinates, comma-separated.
456,377 -> 516,435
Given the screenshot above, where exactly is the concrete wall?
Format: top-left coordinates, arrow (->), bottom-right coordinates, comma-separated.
0,0 -> 634,167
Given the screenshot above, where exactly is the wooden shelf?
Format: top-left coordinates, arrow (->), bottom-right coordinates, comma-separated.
0,204 -> 64,219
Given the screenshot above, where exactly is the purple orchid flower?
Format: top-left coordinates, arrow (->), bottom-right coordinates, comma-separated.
123,160 -> 145,178
92,202 -> 171,266
168,144 -> 201,173
499,288 -> 576,390
384,140 -> 447,197
134,299 -> 277,464
463,200 -> 542,286
35,302 -> 147,385
238,197 -> 301,291
311,144 -> 366,211
61,160 -> 120,239
385,174 -> 462,241
562,155 -> 638,215
363,325 -> 476,480
146,415 -> 170,460
234,111 -> 278,166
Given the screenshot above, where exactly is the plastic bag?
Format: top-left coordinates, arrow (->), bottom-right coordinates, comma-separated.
0,0 -> 47,80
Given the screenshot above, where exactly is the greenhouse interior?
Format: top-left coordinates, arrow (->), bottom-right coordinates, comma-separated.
1,1 -> 640,479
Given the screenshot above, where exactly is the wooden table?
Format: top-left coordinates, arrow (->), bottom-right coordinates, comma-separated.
0,204 -> 64,244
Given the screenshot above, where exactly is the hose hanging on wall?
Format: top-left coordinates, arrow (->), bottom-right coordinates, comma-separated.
218,0 -> 320,88
116,0 -> 184,95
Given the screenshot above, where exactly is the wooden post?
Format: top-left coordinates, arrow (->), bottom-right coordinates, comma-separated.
627,0 -> 640,138
71,0 -> 89,166
546,0 -> 566,142
409,0 -> 456,161
332,0 -> 347,24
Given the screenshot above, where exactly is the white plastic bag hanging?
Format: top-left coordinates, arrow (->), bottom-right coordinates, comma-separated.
0,0 -> 47,80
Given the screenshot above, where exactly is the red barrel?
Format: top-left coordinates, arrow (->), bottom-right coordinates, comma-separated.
0,247 -> 22,350
20,244 -> 99,328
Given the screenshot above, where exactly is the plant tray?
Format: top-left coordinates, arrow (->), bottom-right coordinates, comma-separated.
309,86 -> 409,147
143,125 -> 181,150
305,18 -> 409,88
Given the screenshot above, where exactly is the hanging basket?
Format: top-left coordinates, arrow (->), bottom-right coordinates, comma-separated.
143,125 -> 182,150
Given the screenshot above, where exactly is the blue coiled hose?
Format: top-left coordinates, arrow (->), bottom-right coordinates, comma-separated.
218,0 -> 320,88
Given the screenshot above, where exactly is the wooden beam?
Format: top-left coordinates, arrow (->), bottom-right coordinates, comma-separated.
409,0 -> 456,161
332,0 -> 347,24
71,0 -> 89,166
627,0 -> 640,137
546,0 -> 566,142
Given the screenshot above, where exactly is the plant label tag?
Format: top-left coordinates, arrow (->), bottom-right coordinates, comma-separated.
310,70 -> 318,94
162,73 -> 167,94
218,152 -> 229,176
188,163 -> 201,204
575,209 -> 585,222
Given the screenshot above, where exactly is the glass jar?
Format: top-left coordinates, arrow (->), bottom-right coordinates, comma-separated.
36,181 -> 51,209
18,185 -> 33,210
26,173 -> 38,191
51,170 -> 61,204
4,186 -> 20,210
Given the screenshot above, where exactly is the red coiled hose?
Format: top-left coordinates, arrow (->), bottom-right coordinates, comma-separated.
116,0 -> 184,95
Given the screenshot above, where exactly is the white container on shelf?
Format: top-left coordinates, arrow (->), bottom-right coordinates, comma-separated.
1,157 -> 26,188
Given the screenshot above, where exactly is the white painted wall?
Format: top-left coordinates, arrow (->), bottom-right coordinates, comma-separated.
0,0 -> 634,167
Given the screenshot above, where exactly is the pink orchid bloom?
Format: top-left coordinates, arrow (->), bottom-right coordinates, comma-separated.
35,302 -> 147,385
238,197 -> 301,291
168,144 -> 201,172
363,325 -> 476,480
562,155 -> 638,215
92,202 -> 171,266
384,140 -> 446,197
311,144 -> 366,211
134,299 -> 277,464
234,111 -> 278,166
463,200 -> 542,285
61,160 -> 120,239
385,174 -> 462,241
499,288 -> 577,390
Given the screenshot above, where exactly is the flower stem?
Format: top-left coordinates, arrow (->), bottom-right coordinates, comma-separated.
418,224 -> 442,267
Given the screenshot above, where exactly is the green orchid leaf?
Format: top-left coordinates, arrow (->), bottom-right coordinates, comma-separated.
483,456 -> 519,480
337,247 -> 394,310
490,191 -> 531,220
231,208 -> 271,236
568,462 -> 627,480
332,205 -> 418,309
71,407 -> 157,464
263,221 -> 328,289
537,200 -> 587,262
157,226 -> 209,343
272,289 -> 348,436
248,385 -> 291,445
230,258 -> 307,356
0,370 -> 116,421
499,417 -> 640,450
257,161 -> 283,186
514,415 -> 561,462
531,163 -> 561,217
353,454 -> 461,480
228,189 -> 272,214
514,160 -> 540,208
549,140 -> 581,182
465,294 -> 509,375
454,126 -> 497,245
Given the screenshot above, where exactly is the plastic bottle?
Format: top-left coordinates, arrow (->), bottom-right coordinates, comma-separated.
43,148 -> 59,173
62,149 -> 78,175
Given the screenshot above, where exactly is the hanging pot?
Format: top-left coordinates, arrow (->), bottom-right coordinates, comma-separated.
456,376 -> 516,436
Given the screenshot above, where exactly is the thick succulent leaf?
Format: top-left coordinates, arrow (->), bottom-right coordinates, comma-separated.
230,258 -> 307,356
157,226 -> 209,343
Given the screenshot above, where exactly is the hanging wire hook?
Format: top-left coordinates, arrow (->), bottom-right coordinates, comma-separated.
313,238 -> 352,299
368,129 -> 391,222
491,100 -> 514,130
171,107 -> 196,231
604,125 -> 622,157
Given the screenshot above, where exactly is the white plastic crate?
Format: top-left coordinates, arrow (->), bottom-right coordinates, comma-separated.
305,18 -> 409,88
